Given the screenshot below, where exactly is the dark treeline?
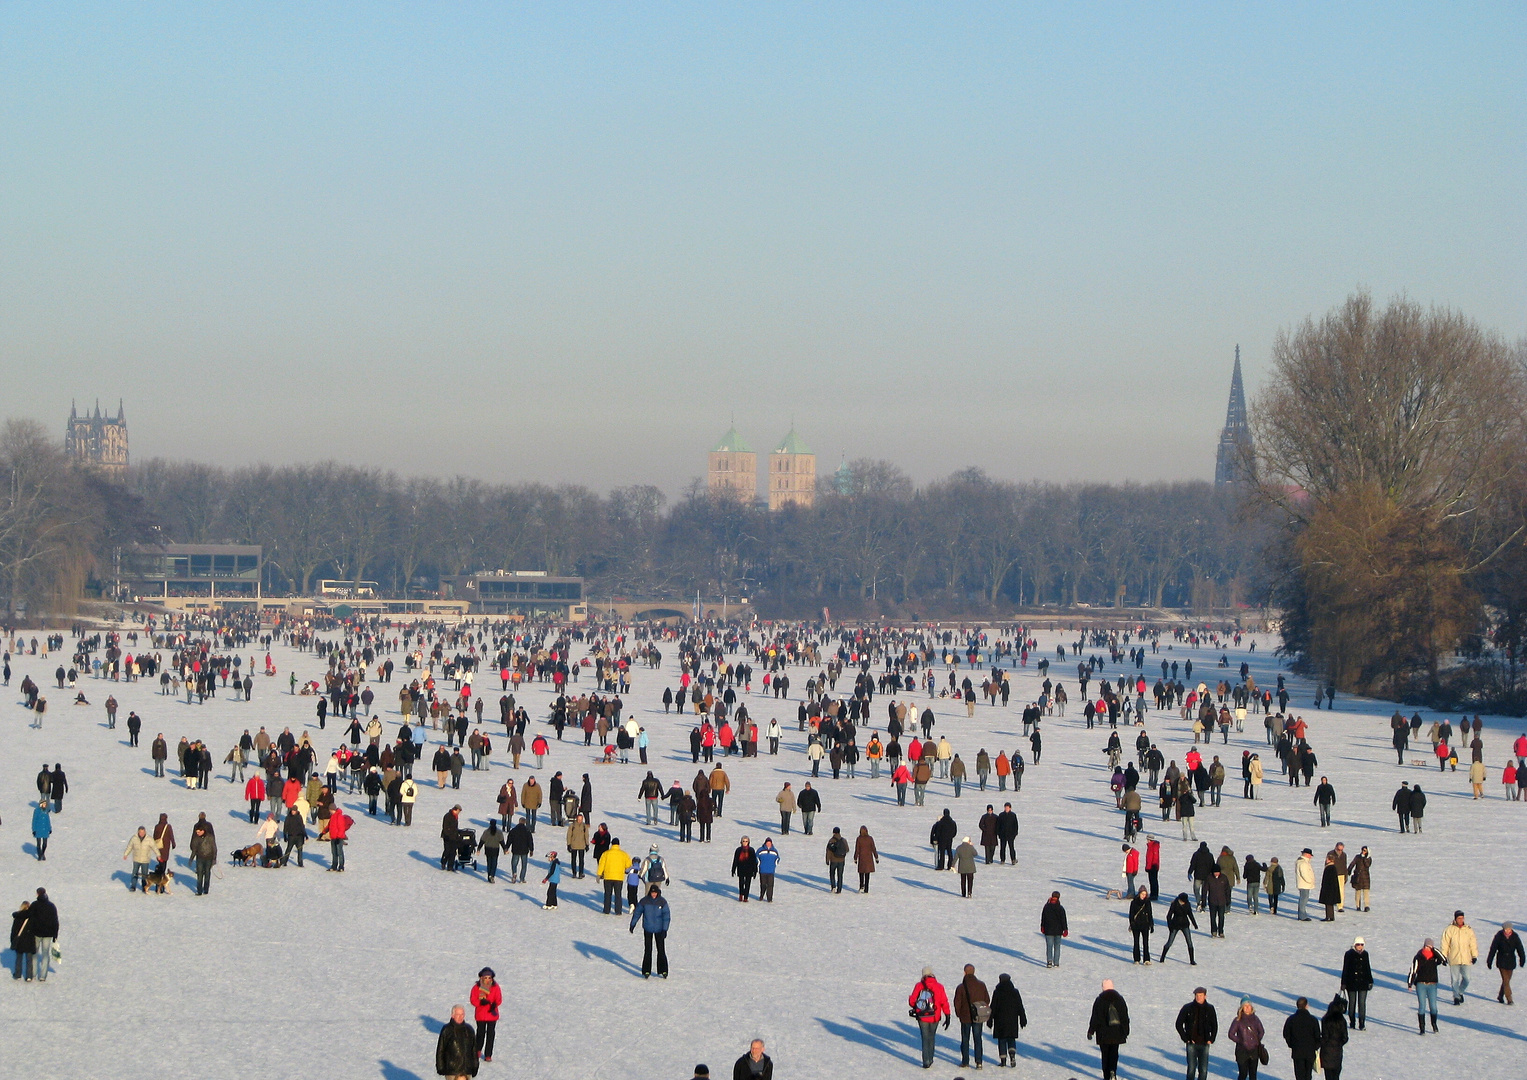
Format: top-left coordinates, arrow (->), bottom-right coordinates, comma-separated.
126,458 -> 1266,614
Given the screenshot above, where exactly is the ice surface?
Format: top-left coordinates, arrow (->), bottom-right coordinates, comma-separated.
2,629 -> 1522,1080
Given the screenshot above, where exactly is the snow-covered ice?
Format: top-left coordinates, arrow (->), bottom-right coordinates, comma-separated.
1,627 -> 1523,1080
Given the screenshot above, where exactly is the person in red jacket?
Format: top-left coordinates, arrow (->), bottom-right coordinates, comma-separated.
908,966 -> 952,1068
325,807 -> 351,871
282,777 -> 301,810
1145,835 -> 1162,899
245,774 -> 266,824
470,968 -> 502,1062
1123,845 -> 1141,897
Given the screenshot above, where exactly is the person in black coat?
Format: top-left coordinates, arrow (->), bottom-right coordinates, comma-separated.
48,766 -> 68,814
732,1039 -> 772,1080
1318,855 -> 1342,922
10,903 -> 37,980
1039,892 -> 1069,967
435,1004 -> 478,1078
506,820 -> 534,883
1392,783 -> 1412,832
1128,887 -> 1155,963
987,972 -> 1028,1067
1188,842 -> 1216,909
1409,785 -> 1426,833
1175,987 -> 1218,1080
1282,997 -> 1321,1080
27,888 -> 59,982
1319,996 -> 1348,1079
1087,980 -> 1130,1080
1486,921 -> 1525,1004
731,839 -> 758,902
931,809 -> 958,870
995,804 -> 1019,864
1162,893 -> 1199,965
1340,938 -> 1373,1029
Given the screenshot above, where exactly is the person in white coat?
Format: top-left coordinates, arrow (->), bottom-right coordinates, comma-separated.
1295,849 -> 1316,922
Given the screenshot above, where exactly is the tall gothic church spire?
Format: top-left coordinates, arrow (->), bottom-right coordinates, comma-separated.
1214,345 -> 1255,487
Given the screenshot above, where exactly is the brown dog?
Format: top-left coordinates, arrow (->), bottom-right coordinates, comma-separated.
231,844 -> 263,867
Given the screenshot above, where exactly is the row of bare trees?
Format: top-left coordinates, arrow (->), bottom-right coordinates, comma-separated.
123,458 -> 1264,615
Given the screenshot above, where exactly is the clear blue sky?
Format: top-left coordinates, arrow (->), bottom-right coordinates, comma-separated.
2,3 -> 1522,493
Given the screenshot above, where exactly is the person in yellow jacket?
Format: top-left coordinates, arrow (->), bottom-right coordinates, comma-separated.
597,838 -> 632,915
1441,910 -> 1479,1004
1468,759 -> 1487,799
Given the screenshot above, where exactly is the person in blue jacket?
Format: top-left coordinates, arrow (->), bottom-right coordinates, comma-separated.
756,839 -> 781,902
629,883 -> 671,978
31,801 -> 52,860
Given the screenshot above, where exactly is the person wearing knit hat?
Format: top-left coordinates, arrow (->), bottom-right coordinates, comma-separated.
1088,979 -> 1130,1080
1409,938 -> 1443,1033
1226,996 -> 1264,1076
909,967 -> 951,1068
470,967 -> 503,1063
1442,910 -> 1479,1005
1342,937 -> 1373,1029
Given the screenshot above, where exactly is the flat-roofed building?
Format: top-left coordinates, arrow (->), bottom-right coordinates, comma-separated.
444,571 -> 588,621
122,544 -> 262,609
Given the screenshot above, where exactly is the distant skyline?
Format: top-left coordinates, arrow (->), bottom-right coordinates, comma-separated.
2,4 -> 1523,497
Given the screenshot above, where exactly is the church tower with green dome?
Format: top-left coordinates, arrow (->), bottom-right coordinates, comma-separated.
768,426 -> 815,510
707,426 -> 758,501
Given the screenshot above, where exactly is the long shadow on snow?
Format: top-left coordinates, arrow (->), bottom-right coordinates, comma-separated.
777,871 -> 831,892
685,879 -> 736,899
894,875 -> 953,894
814,1016 -> 921,1066
378,1060 -> 424,1080
959,936 -> 1043,967
1053,876 -> 1112,897
407,850 -> 483,877
1053,825 -> 1120,843
572,940 -> 643,976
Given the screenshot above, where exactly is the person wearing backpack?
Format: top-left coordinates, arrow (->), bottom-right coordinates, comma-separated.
908,967 -> 951,1069
824,827 -> 849,893
641,844 -> 670,888
953,963 -> 992,1070
1087,979 -> 1131,1080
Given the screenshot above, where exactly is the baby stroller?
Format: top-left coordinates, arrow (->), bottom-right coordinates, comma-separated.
455,828 -> 479,872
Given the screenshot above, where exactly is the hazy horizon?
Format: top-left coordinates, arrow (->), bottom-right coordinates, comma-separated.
3,4 -> 1523,497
